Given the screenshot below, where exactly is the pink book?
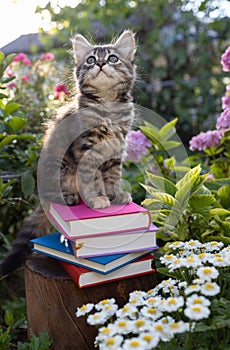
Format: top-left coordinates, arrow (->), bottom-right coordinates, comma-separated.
48,201 -> 151,239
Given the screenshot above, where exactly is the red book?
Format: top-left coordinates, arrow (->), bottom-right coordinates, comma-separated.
59,254 -> 155,288
48,201 -> 151,239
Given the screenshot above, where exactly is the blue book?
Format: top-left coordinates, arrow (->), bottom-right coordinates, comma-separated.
31,233 -> 156,275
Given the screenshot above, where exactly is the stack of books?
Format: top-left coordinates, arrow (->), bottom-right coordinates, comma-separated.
31,201 -> 158,288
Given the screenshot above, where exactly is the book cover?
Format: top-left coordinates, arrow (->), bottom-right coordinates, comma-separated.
48,201 -> 151,239
73,223 -> 158,258
59,254 -> 156,288
31,233 -> 157,274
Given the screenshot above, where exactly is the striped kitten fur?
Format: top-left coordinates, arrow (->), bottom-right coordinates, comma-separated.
0,30 -> 136,275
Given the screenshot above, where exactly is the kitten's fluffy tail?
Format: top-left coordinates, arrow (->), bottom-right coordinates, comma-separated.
0,204 -> 51,277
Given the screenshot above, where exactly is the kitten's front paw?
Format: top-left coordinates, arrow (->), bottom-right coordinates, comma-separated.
64,193 -> 80,206
88,196 -> 110,209
112,191 -> 132,204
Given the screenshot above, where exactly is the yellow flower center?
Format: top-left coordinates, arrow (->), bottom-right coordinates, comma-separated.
165,254 -> 173,260
143,335 -> 152,342
101,299 -> 109,305
130,340 -> 140,347
186,256 -> 195,262
148,308 -> 157,314
135,319 -> 145,327
170,322 -> 179,329
192,306 -> 202,312
155,324 -> 163,331
205,283 -> 214,290
80,305 -> 87,311
193,298 -> 203,304
168,298 -> 176,305
102,327 -> 110,334
203,267 -> 212,274
106,338 -> 115,346
118,321 -> 127,327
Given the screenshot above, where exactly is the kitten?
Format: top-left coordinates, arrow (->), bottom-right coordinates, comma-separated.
0,30 -> 136,276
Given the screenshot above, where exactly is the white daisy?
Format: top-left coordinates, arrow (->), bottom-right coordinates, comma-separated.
168,320 -> 190,335
116,303 -> 138,319
113,319 -> 133,335
144,296 -> 162,307
160,254 -> 176,265
186,294 -> 210,307
168,241 -> 185,250
184,240 -> 202,251
95,298 -> 116,310
129,291 -> 146,307
200,282 -> 220,296
168,258 -> 185,271
87,311 -> 108,325
96,325 -> 116,342
184,304 -> 210,320
122,337 -> 146,350
138,332 -> 160,349
76,303 -> 94,317
140,306 -> 163,321
196,266 -> 219,281
204,241 -> 224,252
131,318 -> 152,333
184,254 -> 202,269
152,320 -> 172,342
160,296 -> 184,312
99,335 -> 123,350
184,283 -> 201,295
210,255 -> 226,267
197,252 -> 213,264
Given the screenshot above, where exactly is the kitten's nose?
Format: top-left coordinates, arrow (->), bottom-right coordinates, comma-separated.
97,61 -> 106,68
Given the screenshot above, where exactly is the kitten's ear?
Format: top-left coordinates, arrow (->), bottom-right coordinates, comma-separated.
72,34 -> 93,64
114,30 -> 136,61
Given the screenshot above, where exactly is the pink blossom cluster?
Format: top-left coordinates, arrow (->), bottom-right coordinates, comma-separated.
13,52 -> 31,66
216,108 -> 230,130
221,85 -> 230,110
189,130 -> 223,151
221,46 -> 230,72
54,83 -> 69,100
189,46 -> 230,152
39,53 -> 55,61
125,130 -> 151,162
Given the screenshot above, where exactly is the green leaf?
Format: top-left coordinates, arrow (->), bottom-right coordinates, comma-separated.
5,53 -> 16,67
189,194 -> 216,210
0,135 -> 17,148
210,208 -> 230,217
21,172 -> 35,197
162,140 -> 181,150
146,172 -> 177,196
159,118 -> 177,141
176,165 -> 201,190
3,103 -> 21,117
7,116 -> 26,133
217,185 -> 230,209
4,310 -> 14,327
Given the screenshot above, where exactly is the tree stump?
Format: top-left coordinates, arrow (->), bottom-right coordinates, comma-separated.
25,254 -> 158,350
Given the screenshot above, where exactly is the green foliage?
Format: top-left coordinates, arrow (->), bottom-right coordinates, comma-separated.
0,327 -> 11,350
142,164 -> 230,244
17,332 -> 52,350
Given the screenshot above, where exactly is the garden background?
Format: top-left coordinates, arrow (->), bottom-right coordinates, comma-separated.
0,0 -> 230,348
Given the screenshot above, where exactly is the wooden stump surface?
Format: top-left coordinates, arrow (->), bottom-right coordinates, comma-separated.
25,254 -> 158,350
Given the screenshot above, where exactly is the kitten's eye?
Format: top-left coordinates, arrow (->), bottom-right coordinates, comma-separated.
108,55 -> 119,63
86,56 -> 96,65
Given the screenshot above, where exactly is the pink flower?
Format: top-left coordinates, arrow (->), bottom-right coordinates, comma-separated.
13,53 -> 27,62
125,130 -> 151,162
5,66 -> 15,77
22,58 -> 31,66
221,46 -> 230,72
21,75 -> 29,82
54,83 -> 69,99
221,85 -> 230,109
189,130 -> 223,151
39,53 -> 55,61
216,108 -> 230,130
8,82 -> 16,88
